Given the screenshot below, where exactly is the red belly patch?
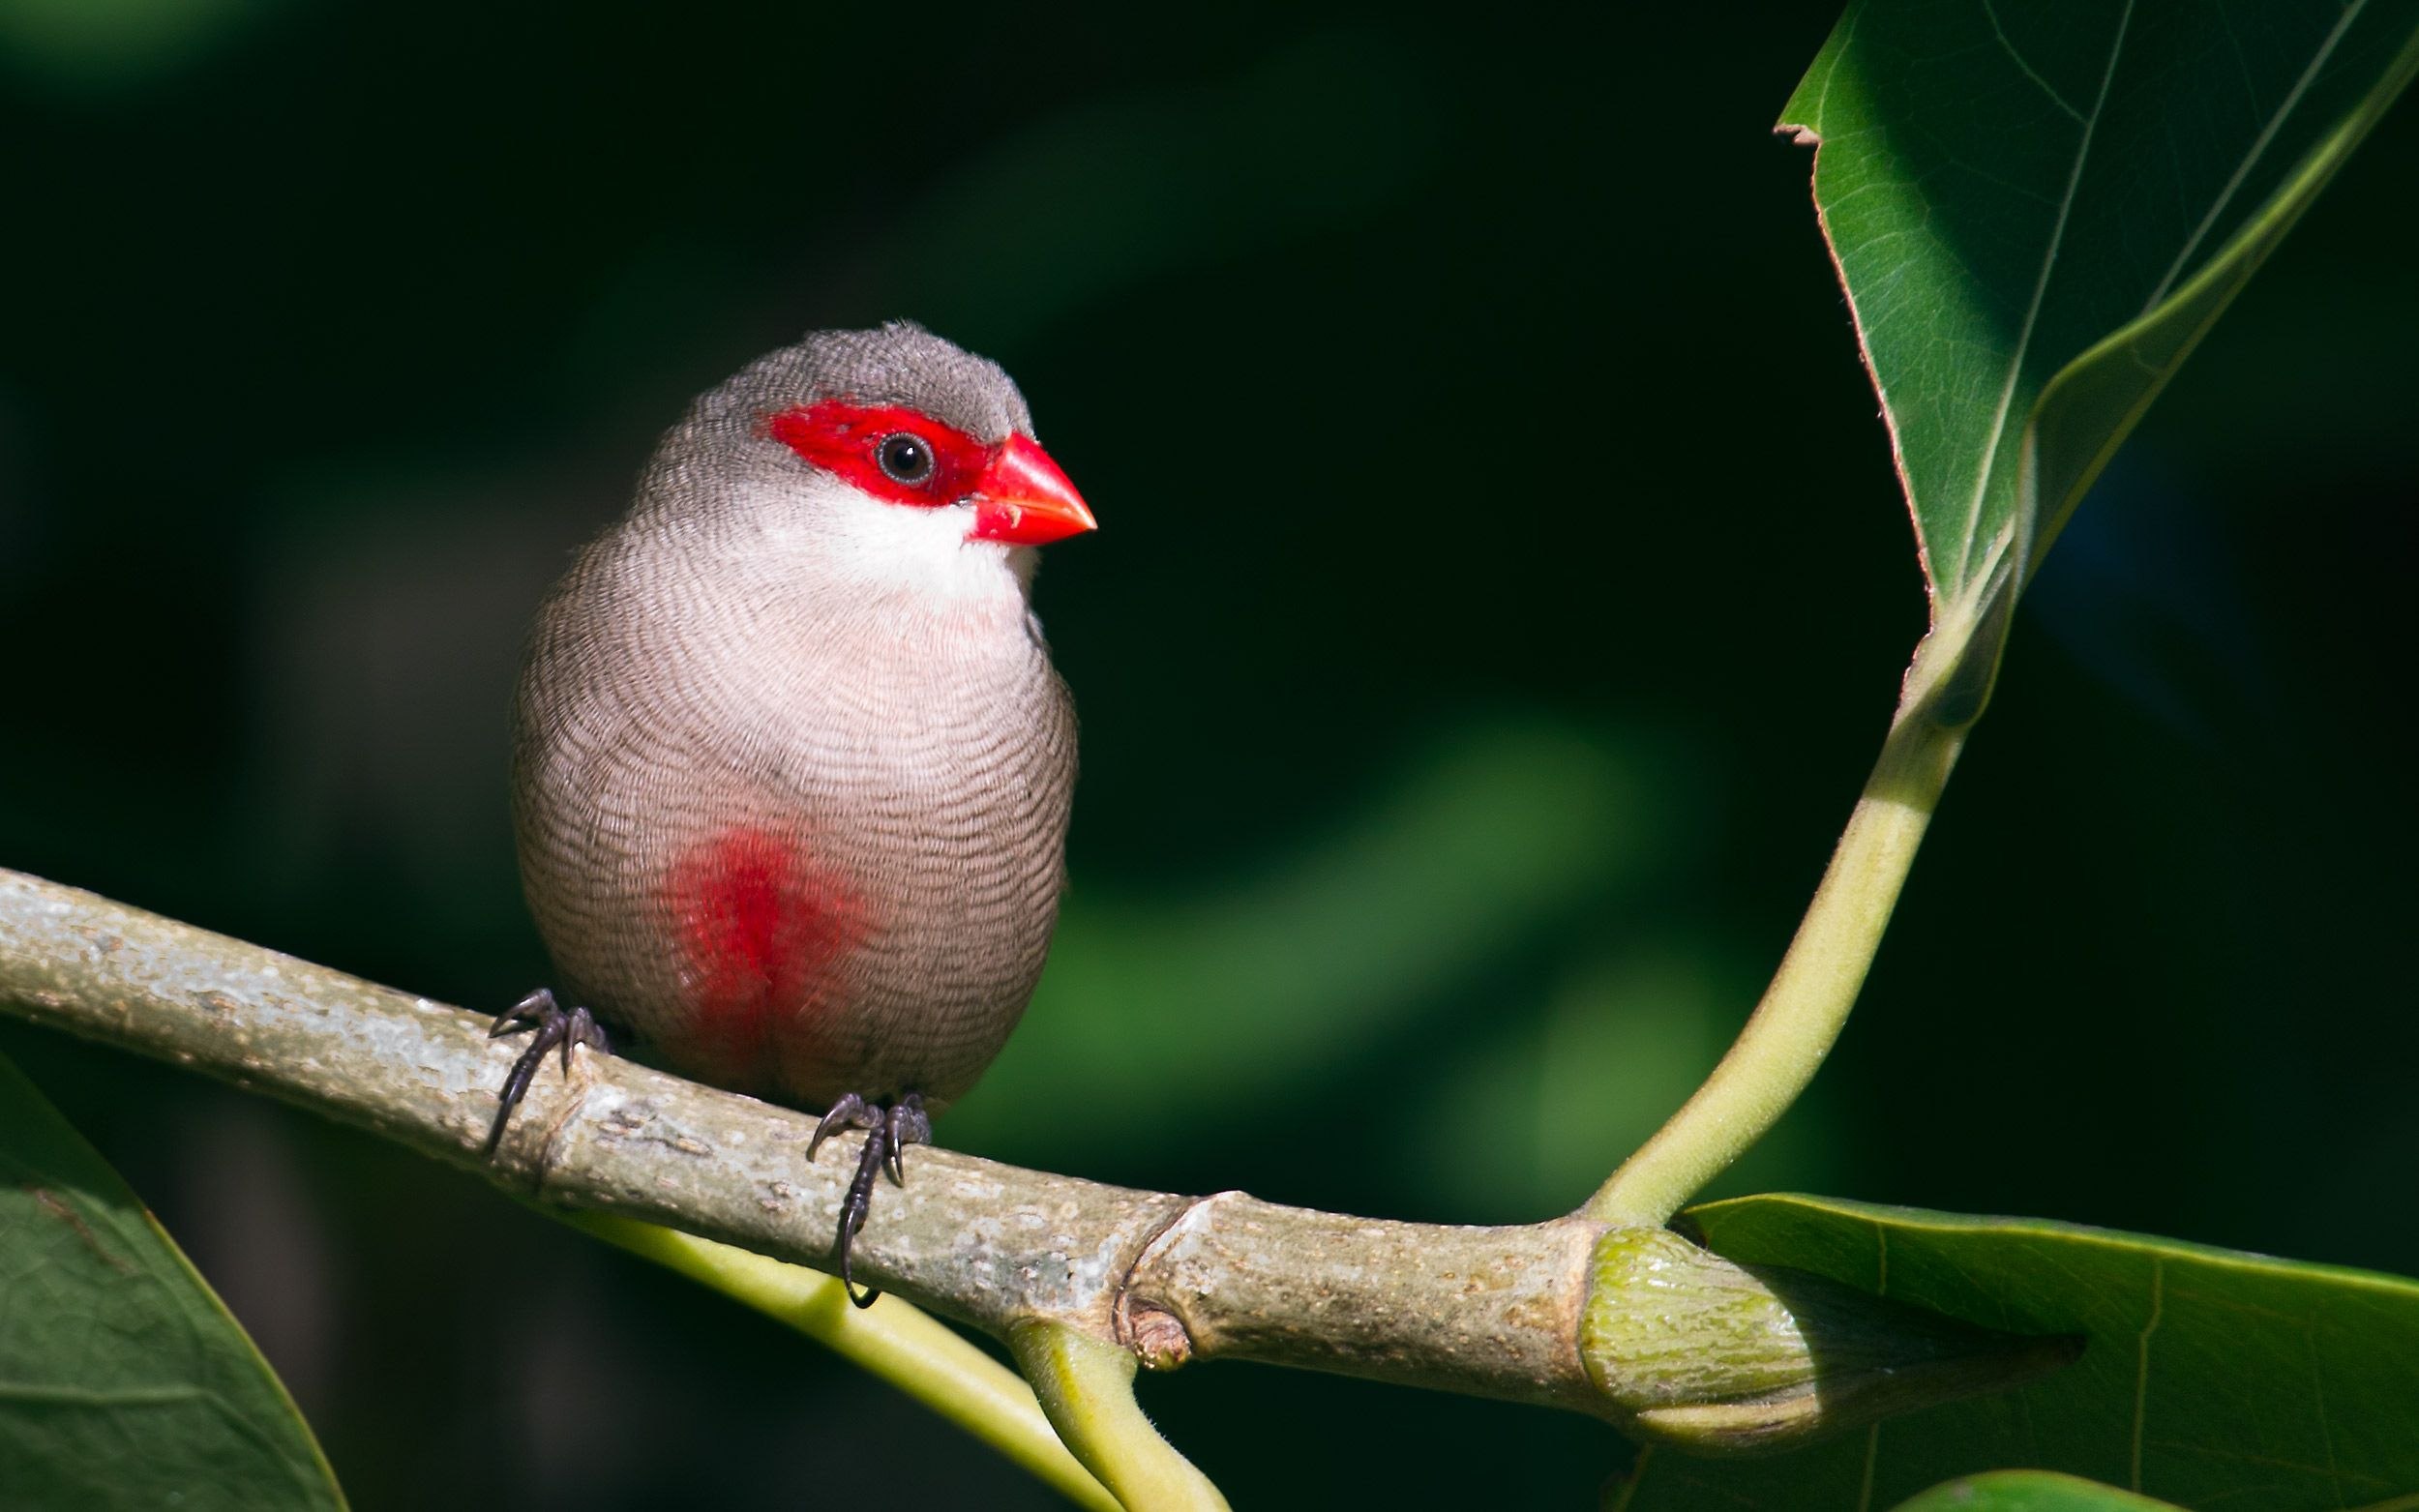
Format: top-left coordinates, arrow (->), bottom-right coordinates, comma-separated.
665,827 -> 869,1084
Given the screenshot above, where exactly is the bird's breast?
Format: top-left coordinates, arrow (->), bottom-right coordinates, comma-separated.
514,557 -> 1075,1112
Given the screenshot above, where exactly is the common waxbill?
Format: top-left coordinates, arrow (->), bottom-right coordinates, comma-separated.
490,322 -> 1094,1301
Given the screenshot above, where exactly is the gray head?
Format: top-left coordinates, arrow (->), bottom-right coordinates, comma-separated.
690,321 -> 1035,447
624,322 -> 1092,606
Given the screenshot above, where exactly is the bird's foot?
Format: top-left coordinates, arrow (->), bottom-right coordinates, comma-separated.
482,988 -> 612,1157
806,1091 -> 931,1307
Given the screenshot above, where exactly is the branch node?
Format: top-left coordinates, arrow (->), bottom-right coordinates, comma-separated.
1113,1189 -> 1236,1368
1120,1302 -> 1192,1370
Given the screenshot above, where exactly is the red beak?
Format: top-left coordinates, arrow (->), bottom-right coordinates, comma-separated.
969,435 -> 1096,547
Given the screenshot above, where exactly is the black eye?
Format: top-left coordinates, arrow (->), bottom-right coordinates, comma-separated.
877,432 -> 935,485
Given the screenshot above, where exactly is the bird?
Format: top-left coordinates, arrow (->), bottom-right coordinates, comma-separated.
487,322 -> 1094,1303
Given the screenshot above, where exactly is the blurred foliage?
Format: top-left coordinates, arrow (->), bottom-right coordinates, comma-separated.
0,0 -> 284,88
0,2 -> 2411,1507
1886,1470 -> 2183,1512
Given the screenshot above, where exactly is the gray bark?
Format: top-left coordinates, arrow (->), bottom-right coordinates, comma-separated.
0,868 -> 2065,1451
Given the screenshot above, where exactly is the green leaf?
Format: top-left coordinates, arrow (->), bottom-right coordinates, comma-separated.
1781,0 -> 2419,708
1616,1195 -> 2419,1511
0,1051 -> 344,1511
1890,1469 -> 2183,1511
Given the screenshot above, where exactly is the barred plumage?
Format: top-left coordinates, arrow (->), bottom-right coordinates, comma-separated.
511,323 -> 1083,1116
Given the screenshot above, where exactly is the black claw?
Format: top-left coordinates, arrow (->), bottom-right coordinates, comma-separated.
808,1091 -> 932,1308
490,987 -> 556,1038
884,1093 -> 930,1186
483,989 -> 611,1158
807,1092 -> 877,1164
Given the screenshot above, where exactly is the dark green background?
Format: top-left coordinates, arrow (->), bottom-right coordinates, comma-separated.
2,3 -> 2411,1506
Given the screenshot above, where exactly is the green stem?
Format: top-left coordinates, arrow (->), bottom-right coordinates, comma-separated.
1009,1319 -> 1231,1512
560,1212 -> 1120,1512
1587,674 -> 1967,1228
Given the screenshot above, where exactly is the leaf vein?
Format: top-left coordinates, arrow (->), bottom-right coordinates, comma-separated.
2133,1255 -> 2164,1494
1954,0 -> 2138,595
1983,0 -> 2087,122
2139,0 -> 2372,311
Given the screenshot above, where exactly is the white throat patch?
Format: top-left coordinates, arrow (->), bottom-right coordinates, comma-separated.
748,475 -> 1031,610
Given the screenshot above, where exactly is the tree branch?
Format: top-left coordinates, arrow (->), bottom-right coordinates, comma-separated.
0,867 -> 2066,1453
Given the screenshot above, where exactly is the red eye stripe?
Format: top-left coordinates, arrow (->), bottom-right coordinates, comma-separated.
764,400 -> 992,508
